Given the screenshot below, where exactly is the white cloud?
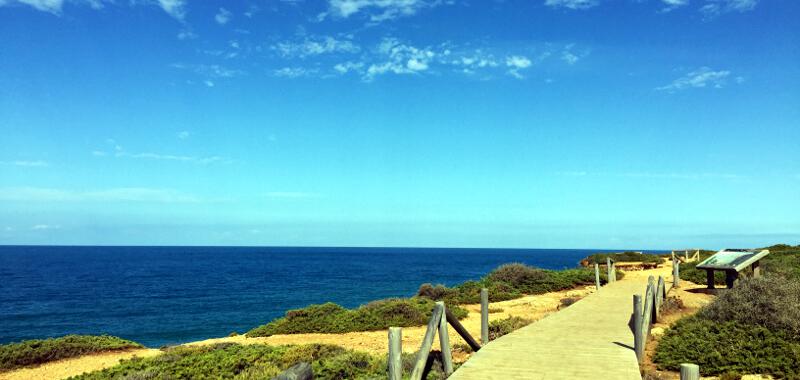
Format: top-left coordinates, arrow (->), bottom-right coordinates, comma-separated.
157,0 -> 186,20
656,67 -> 732,91
0,187 -> 202,203
324,0 -> 438,22
0,160 -> 49,167
561,51 -> 579,65
273,36 -> 360,58
5,0 -> 64,13
544,0 -> 599,10
273,67 -> 318,78
333,61 -> 365,74
701,0 -> 757,17
94,141 -> 228,164
660,0 -> 688,11
177,131 -> 190,139
505,55 -> 532,78
32,224 -> 60,230
215,7 -> 232,25
364,38 -> 435,80
204,80 -> 215,87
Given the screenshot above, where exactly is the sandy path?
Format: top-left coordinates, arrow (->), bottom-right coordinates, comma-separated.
1,263 -> 686,380
0,349 -> 161,380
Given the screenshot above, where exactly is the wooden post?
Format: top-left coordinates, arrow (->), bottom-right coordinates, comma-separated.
673,259 -> 680,288
480,288 -> 489,345
633,294 -> 643,363
436,302 -> 453,375
706,269 -> 715,289
410,303 -> 444,380
680,363 -> 700,380
647,276 -> 656,322
725,270 -> 738,289
388,327 -> 402,380
607,258 -> 613,283
273,362 -> 313,380
642,283 -> 654,337
594,263 -> 601,290
753,260 -> 761,278
445,309 -> 480,352
655,276 -> 665,323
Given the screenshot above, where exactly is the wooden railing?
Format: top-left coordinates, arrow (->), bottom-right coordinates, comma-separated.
593,257 -> 617,290
388,295 -> 486,380
633,275 -> 667,363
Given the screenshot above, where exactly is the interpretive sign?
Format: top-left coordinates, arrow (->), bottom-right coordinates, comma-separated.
696,249 -> 769,289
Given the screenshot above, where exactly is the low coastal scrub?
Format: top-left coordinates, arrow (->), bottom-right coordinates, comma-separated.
654,275 -> 800,378
418,263 -> 621,304
584,251 -> 664,265
0,335 -> 142,372
72,343 -> 452,380
487,316 -> 533,341
246,298 -> 468,337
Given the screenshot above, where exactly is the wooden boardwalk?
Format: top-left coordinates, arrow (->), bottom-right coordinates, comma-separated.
449,271 -> 673,380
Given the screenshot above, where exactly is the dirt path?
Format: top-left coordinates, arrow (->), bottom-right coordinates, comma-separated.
1,264 -> 689,380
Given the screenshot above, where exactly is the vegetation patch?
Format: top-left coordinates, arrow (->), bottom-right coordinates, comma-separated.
246,298 -> 467,337
0,335 -> 142,372
418,263 -> 621,305
584,251 -> 664,265
488,316 -> 533,341
654,273 -> 800,379
680,245 -> 800,286
71,343 -> 452,380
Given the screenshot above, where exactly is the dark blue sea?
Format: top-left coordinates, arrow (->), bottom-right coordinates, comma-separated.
0,246 -> 658,347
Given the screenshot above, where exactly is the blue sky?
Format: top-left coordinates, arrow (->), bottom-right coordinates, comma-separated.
0,0 -> 798,249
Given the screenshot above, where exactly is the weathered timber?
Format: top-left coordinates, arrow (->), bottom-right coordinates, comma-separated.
673,259 -> 680,288
633,294 -> 643,363
679,363 -> 700,380
410,303 -> 444,380
480,288 -> 489,345
436,302 -> 454,375
272,362 -> 313,380
607,257 -> 614,283
388,327 -> 402,380
445,308 -> 481,352
595,263 -> 601,290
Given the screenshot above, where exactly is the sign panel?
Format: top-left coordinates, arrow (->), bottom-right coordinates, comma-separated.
696,249 -> 769,272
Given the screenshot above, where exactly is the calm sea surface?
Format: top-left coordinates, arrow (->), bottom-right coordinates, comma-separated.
0,246 -> 661,347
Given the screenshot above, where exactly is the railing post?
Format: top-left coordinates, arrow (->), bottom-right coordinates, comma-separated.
480,288 -> 489,345
607,257 -> 613,283
633,294 -> 643,363
436,302 -> 453,375
388,327 -> 402,380
673,258 -> 680,288
680,363 -> 700,380
655,276 -> 665,323
410,303 -> 444,380
594,263 -> 601,290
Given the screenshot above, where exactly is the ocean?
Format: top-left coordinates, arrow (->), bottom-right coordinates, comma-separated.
0,246 -> 656,347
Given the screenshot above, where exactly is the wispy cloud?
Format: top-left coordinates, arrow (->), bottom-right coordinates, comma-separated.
32,224 -> 60,230
92,141 -> 229,164
506,55 -> 532,79
0,160 -> 49,167
556,171 -> 745,180
660,0 -> 689,12
656,67 -> 732,92
177,131 -> 190,139
157,0 -> 186,20
273,67 -> 319,78
0,187 -> 202,203
215,7 -> 232,25
544,0 -> 599,10
700,0 -> 758,18
273,36 -> 360,58
322,0 -> 442,23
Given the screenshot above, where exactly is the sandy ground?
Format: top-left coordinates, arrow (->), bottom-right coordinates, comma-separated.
0,262 -> 703,380
0,349 -> 161,380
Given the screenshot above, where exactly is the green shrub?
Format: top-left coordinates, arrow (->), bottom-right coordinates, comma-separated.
488,316 -> 532,341
0,335 -> 142,372
246,298 -> 468,337
418,263 -> 620,305
653,318 -> 800,379
698,275 -> 800,338
585,251 -> 663,265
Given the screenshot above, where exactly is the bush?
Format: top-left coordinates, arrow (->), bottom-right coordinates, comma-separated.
558,297 -> 579,309
417,263 -> 620,305
488,316 -> 532,341
585,251 -> 663,265
246,298 -> 468,337
0,335 -> 142,371
653,318 -> 800,379
698,276 -> 800,338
